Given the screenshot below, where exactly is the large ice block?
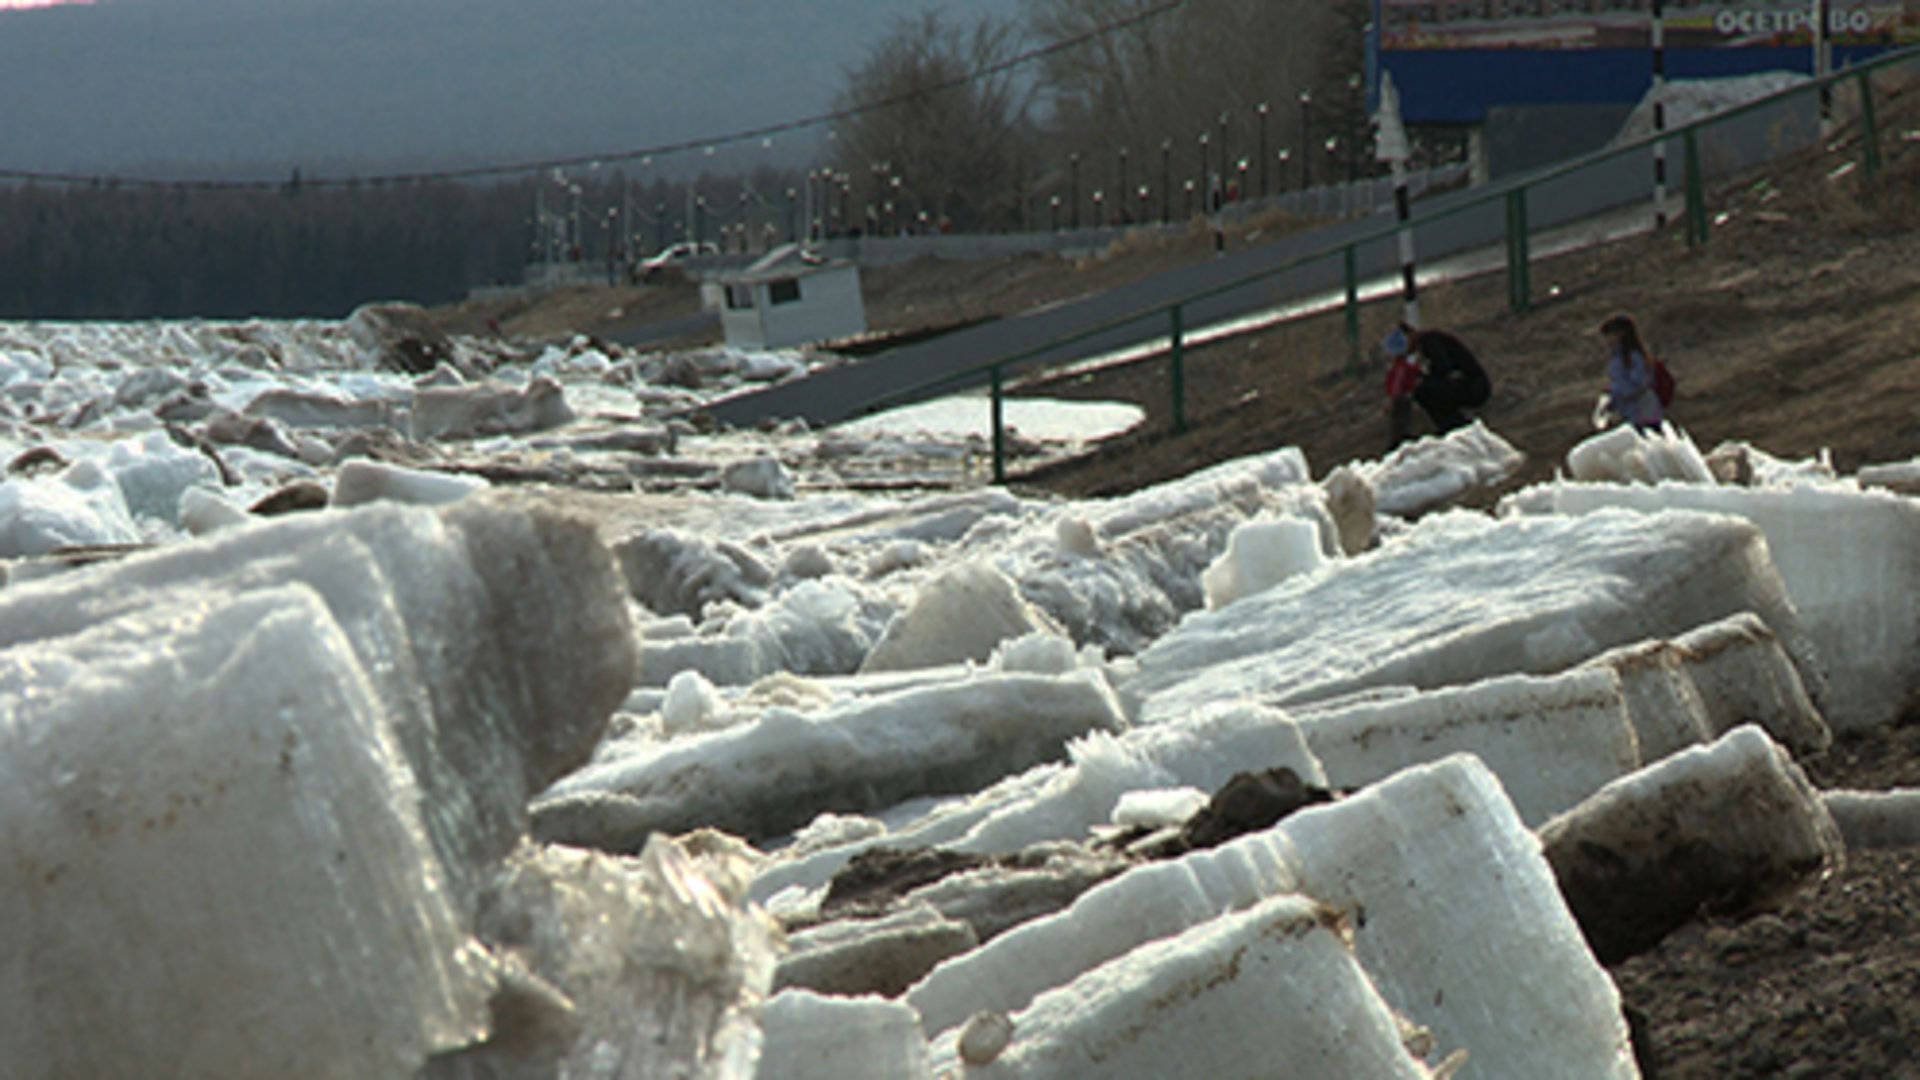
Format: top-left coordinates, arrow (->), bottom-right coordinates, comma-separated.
860,561 -> 1062,673
1298,669 -> 1641,825
1280,755 -> 1638,1078
0,585 -> 494,1076
0,495 -> 639,907
1539,725 -> 1843,964
923,895 -> 1435,1079
1126,508 -> 1808,727
1578,638 -> 1716,762
744,700 -> 1319,904
905,814 -> 1302,1038
1353,419 -> 1526,517
1505,480 -> 1920,730
447,837 -> 780,1079
755,990 -> 931,1080
533,668 -> 1127,847
1670,612 -> 1829,752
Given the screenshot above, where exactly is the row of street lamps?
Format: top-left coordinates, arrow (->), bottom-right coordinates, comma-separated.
532,84 -> 1372,262
1055,89 -> 1368,231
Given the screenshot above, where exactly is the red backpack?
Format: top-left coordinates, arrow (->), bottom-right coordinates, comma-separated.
1650,356 -> 1676,409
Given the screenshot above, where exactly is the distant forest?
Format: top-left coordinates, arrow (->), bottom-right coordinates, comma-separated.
0,179 -> 586,320
0,172 -> 796,320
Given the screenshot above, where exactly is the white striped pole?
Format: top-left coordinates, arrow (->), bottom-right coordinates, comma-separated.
1375,73 -> 1419,325
1652,0 -> 1667,229
1814,0 -> 1833,132
1393,158 -> 1420,327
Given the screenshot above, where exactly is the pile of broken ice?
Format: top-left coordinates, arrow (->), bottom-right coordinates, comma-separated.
9,321 -> 1920,1080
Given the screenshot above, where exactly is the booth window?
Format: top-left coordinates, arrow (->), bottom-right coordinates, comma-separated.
768,278 -> 802,305
725,284 -> 754,310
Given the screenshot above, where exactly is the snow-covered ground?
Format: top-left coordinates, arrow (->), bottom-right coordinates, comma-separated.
1,312 -> 1908,1077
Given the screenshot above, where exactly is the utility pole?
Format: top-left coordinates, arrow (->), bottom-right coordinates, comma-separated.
1258,102 -> 1270,198
1376,72 -> 1420,328
1813,0 -> 1834,132
1652,0 -> 1668,229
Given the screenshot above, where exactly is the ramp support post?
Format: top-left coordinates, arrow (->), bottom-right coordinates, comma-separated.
1859,71 -> 1883,178
1684,130 -> 1708,248
1505,188 -> 1531,315
990,364 -> 1007,484
1169,304 -> 1188,434
1343,244 -> 1361,374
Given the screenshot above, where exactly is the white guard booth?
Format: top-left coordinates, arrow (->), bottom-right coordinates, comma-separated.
717,245 -> 868,350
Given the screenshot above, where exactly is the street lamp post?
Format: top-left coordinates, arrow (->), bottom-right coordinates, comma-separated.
1049,194 -> 1061,232
1117,148 -> 1129,222
1299,88 -> 1314,189
1092,189 -> 1105,228
1069,152 -> 1081,229
1257,102 -> 1271,198
1138,183 -> 1150,224
1183,178 -> 1195,218
1217,112 -> 1229,206
1196,131 -> 1210,214
1346,72 -> 1365,182
1160,139 -> 1173,223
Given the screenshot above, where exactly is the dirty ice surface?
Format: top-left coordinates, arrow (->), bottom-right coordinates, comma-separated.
1,312 -> 1900,1078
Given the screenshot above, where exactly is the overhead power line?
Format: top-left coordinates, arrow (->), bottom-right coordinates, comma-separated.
0,0 -> 1189,192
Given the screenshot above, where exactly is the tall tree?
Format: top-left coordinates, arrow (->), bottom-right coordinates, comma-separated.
827,12 -> 1038,233
1023,0 -> 1371,207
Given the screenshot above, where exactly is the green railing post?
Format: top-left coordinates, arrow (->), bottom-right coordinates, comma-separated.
1343,245 -> 1361,374
990,364 -> 1006,484
1858,71 -> 1883,178
1506,188 -> 1531,314
1169,305 -> 1188,434
1683,129 -> 1708,248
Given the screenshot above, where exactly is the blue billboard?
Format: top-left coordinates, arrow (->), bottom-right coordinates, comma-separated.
1376,1 -> 1917,124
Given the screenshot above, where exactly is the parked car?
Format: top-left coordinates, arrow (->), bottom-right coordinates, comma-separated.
638,241 -> 721,283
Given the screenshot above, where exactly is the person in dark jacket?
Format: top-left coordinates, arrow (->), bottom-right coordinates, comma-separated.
1382,322 -> 1492,448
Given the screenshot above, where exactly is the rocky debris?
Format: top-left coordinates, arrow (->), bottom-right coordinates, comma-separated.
1126,767 -> 1338,857
328,425 -> 437,467
202,408 -> 306,461
6,445 -> 67,477
250,480 -> 331,516
957,1011 -> 1015,1066
346,301 -> 461,377
775,902 -> 979,998
820,847 -> 994,918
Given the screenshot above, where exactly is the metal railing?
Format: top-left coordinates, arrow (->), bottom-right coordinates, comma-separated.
860,45 -> 1920,484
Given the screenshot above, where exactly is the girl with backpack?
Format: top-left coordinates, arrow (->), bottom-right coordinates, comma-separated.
1599,314 -> 1669,432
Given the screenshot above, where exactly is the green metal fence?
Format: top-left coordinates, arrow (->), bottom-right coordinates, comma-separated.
864,45 -> 1920,484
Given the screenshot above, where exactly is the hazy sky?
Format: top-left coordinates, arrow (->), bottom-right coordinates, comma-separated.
0,0 -> 1023,180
